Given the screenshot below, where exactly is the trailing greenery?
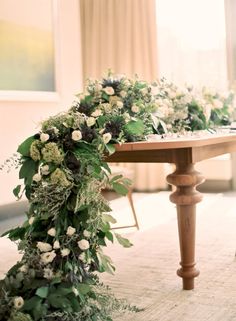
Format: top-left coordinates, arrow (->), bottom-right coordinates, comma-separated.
0,73 -> 234,321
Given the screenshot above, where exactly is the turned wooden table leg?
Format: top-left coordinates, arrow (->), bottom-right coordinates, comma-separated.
167,163 -> 205,290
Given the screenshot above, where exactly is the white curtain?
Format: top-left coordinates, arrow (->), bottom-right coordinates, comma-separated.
79,0 -> 169,191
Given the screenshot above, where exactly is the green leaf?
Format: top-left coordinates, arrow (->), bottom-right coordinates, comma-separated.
101,162 -> 111,174
97,251 -> 115,274
23,296 -> 42,311
110,174 -> 123,183
36,286 -> 49,298
7,226 -> 26,240
106,143 -> 116,155
125,119 -> 145,136
115,233 -> 133,248
13,185 -> 21,199
19,158 -> 37,185
112,182 -> 129,196
103,214 -> 117,224
17,136 -> 35,156
77,283 -> 91,295
105,231 -> 114,243
48,293 -> 72,311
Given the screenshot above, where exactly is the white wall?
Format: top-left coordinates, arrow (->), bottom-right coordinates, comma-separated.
0,0 -> 83,205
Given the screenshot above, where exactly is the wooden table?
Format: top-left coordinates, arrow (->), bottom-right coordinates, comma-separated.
107,133 -> 236,290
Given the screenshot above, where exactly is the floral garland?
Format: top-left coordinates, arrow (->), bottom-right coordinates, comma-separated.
0,74 -> 234,321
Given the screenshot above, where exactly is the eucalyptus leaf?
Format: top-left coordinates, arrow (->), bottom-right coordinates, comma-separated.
112,182 -> 129,196
106,143 -> 116,155
115,233 -> 133,248
103,214 -> 117,224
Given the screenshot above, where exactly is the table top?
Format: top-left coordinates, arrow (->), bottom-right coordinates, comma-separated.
107,133 -> 236,164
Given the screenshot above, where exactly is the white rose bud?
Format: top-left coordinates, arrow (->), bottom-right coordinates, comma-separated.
66,226 -> 76,236
91,109 -> 102,117
120,90 -> 127,98
131,105 -> 140,113
78,239 -> 90,251
41,164 -> 50,175
47,228 -> 56,237
117,101 -> 123,109
43,268 -> 54,280
19,265 -> 28,273
37,242 -> 52,252
103,86 -> 115,95
40,133 -> 50,142
102,133 -> 112,144
40,251 -> 56,265
95,84 -> 103,91
53,240 -> 60,249
14,296 -> 24,310
32,173 -> 42,182
86,117 -> 96,127
72,130 -> 82,141
72,286 -> 79,296
29,217 -> 35,225
61,248 -> 70,257
83,230 -> 91,238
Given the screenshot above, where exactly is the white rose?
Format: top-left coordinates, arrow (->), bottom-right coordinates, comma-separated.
40,133 -> 50,142
86,117 -> 96,127
120,90 -> 127,98
169,91 -> 176,99
66,226 -> 76,236
91,109 -> 102,117
41,165 -> 50,175
37,242 -> 52,252
43,268 -> 54,279
53,240 -> 60,249
95,84 -> 103,91
83,230 -> 91,238
204,104 -> 212,121
99,128 -> 105,134
72,130 -> 82,141
103,86 -> 115,95
47,228 -> 56,237
140,88 -> 148,95
14,296 -> 24,310
52,126 -> 59,134
78,239 -> 90,251
19,265 -> 28,273
61,248 -> 70,257
102,133 -> 112,144
33,173 -> 42,182
29,217 -> 35,225
117,101 -> 123,109
40,251 -> 56,265
72,286 -> 79,296
213,99 -> 223,109
131,105 -> 140,113
102,103 -> 112,113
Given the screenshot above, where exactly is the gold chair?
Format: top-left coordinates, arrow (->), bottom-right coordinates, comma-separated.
103,165 -> 139,230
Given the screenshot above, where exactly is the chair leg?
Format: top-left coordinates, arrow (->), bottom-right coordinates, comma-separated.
127,188 -> 139,230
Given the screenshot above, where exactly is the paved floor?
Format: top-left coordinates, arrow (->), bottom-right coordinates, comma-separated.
1,192 -> 236,320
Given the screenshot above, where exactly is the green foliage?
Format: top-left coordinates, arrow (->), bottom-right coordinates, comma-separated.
1,72 -> 235,321
17,136 -> 35,157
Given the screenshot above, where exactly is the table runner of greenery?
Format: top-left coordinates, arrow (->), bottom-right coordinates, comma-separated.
0,73 -> 234,321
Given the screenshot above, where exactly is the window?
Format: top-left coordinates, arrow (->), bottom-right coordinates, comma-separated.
156,0 -> 227,90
